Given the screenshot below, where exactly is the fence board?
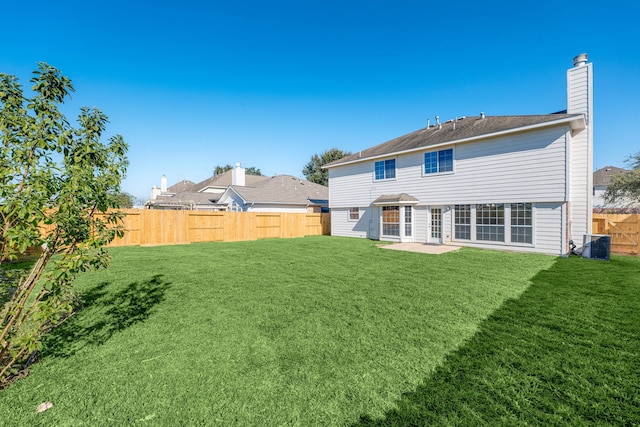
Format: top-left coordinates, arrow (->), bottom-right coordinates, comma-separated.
592,213 -> 639,256
107,209 -> 330,247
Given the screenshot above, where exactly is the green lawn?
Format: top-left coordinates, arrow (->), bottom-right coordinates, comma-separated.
0,236 -> 638,425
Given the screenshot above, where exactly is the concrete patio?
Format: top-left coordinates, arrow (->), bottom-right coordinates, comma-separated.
378,242 -> 462,254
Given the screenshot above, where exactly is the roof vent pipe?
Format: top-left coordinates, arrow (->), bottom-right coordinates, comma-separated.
435,115 -> 440,125
573,53 -> 588,67
480,112 -> 485,119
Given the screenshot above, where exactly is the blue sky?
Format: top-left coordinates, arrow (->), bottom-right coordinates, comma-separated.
3,0 -> 639,202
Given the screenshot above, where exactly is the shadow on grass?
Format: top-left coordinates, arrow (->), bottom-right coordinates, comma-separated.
353,256 -> 640,426
43,275 -> 171,358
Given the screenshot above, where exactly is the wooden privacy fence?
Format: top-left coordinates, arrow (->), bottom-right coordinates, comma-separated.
592,213 -> 639,256
106,210 -> 331,247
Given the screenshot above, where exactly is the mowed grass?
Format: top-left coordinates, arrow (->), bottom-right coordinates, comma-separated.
357,249 -> 640,426
0,236 -> 637,425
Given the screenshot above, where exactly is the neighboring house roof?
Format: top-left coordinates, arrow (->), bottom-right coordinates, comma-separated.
226,175 -> 328,206
191,169 -> 269,192
147,191 -> 219,209
148,173 -> 328,210
593,166 -> 627,187
167,179 -> 196,193
324,114 -> 585,168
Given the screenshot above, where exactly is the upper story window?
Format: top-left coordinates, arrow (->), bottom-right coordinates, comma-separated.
374,159 -> 396,181
424,148 -> 453,174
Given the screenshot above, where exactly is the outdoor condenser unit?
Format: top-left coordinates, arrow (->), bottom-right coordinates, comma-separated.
582,234 -> 611,260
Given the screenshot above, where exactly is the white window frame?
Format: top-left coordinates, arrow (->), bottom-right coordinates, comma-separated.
452,203 -> 534,247
381,205 -> 400,236
423,147 -> 455,176
476,203 -> 505,242
348,207 -> 360,221
374,158 -> 397,181
510,203 -> 533,244
454,204 -> 472,240
404,206 -> 412,237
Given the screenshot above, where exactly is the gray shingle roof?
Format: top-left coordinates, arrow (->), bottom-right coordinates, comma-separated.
191,169 -> 269,192
593,166 -> 627,186
147,191 -> 220,208
372,193 -> 419,204
325,114 -> 584,168
167,179 -> 196,193
230,175 -> 328,205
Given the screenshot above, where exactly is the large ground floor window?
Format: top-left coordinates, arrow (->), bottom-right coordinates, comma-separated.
511,203 -> 533,244
476,203 -> 505,242
454,204 -> 471,240
454,203 -> 533,245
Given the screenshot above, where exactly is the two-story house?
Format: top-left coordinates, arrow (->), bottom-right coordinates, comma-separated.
324,54 -> 593,256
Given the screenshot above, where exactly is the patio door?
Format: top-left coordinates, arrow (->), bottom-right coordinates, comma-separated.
428,207 -> 443,244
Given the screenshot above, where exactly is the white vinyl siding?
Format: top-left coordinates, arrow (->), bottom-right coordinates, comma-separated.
533,203 -> 564,254
330,207 -> 378,240
328,126 -> 568,209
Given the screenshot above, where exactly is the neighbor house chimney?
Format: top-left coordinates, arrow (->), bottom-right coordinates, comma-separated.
232,162 -> 245,186
160,175 -> 167,193
150,186 -> 161,200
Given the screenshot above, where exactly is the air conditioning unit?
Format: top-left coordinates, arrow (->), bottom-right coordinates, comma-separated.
582,234 -> 611,260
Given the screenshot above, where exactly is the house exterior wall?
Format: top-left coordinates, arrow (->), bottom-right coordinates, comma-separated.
327,56 -> 594,256
428,202 -> 565,254
331,207 -> 379,239
328,126 -> 571,254
594,186 -> 640,209
329,126 -> 569,207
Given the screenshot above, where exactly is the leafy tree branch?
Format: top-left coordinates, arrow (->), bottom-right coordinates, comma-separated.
0,63 -> 128,386
604,152 -> 640,205
302,148 -> 351,186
